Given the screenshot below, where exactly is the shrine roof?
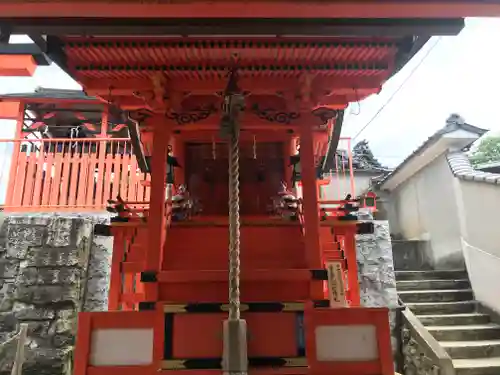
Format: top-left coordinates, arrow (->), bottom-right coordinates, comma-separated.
0,87 -> 99,103
55,35 -> 430,112
0,87 -> 131,138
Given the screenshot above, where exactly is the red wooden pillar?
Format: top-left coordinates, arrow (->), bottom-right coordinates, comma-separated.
146,118 -> 170,274
299,121 -> 323,300
108,227 -> 126,310
4,101 -> 24,207
343,228 -> 361,306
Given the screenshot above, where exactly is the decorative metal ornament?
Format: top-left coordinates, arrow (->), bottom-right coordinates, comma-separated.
128,108 -> 154,123
212,136 -> 217,160
253,135 -> 257,159
251,104 -> 300,125
312,106 -> 338,123
166,104 -> 217,125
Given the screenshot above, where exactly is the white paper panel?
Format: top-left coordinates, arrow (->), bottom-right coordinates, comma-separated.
315,325 -> 378,361
90,328 -> 154,366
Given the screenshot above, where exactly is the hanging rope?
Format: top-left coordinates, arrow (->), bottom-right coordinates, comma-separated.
220,55 -> 247,375
228,116 -> 241,320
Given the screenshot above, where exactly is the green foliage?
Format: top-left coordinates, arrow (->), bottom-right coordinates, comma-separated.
352,140 -> 385,170
470,136 -> 500,166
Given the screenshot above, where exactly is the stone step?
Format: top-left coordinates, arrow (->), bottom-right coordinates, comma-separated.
417,313 -> 490,326
397,279 -> 470,291
395,269 -> 468,281
406,301 -> 477,315
427,324 -> 500,341
441,340 -> 500,359
399,289 -> 473,303
454,357 -> 500,375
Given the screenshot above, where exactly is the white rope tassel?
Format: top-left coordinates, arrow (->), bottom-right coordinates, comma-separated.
228,126 -> 241,321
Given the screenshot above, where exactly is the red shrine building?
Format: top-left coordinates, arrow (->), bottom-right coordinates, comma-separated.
0,2 -> 496,375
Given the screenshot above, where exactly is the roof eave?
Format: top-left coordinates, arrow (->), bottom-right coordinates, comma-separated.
379,123 -> 486,191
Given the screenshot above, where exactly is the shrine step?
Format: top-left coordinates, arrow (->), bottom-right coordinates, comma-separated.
417,313 -> 490,326
151,269 -> 326,302
442,340 -> 500,359
395,269 -> 468,281
405,301 -> 477,315
397,278 -> 471,291
398,289 -> 473,303
454,357 -> 500,375
156,269 -> 323,283
427,324 -> 500,341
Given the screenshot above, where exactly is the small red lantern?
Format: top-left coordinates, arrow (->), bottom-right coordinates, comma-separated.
363,191 -> 377,210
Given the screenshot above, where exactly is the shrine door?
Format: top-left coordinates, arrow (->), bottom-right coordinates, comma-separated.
185,142 -> 284,216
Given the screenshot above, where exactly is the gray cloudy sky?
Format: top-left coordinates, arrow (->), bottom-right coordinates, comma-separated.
1,17 -> 500,167
343,17 -> 500,166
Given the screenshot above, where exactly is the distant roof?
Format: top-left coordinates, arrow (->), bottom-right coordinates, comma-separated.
377,114 -> 488,189
447,152 -> 500,185
0,87 -> 98,102
475,161 -> 500,174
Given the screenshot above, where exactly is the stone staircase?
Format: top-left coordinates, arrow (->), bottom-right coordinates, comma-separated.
396,270 -> 500,375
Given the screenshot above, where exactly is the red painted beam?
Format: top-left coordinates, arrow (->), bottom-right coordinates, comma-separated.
0,101 -> 21,120
81,76 -> 386,97
0,2 -> 498,18
0,55 -> 37,77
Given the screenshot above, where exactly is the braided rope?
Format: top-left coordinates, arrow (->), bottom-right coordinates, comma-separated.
228,126 -> 241,321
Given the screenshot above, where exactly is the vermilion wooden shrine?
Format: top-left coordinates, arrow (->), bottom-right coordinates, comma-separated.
0,1 -> 486,375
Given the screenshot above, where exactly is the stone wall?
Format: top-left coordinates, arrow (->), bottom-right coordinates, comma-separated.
356,220 -> 399,367
402,328 -> 441,375
0,213 -> 112,375
401,309 -> 454,375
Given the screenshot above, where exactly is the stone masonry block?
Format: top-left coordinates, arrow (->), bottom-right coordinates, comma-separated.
6,216 -> 52,226
7,225 -> 45,258
46,217 -> 75,247
0,312 -> 17,332
23,347 -> 72,375
26,320 -> 52,339
0,283 -> 16,312
26,246 -> 87,268
12,302 -> 56,321
15,285 -> 80,305
18,267 -> 82,286
0,259 -> 19,279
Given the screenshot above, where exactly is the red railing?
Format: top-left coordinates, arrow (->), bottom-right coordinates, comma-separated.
0,138 -> 151,211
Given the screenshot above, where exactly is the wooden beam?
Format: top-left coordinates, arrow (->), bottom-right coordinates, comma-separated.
0,100 -> 21,120
125,113 -> 149,173
0,3 -> 485,20
111,94 -> 357,112
0,55 -> 37,76
158,111 -> 333,132
81,76 -> 386,97
0,43 -> 50,65
0,16 -> 464,36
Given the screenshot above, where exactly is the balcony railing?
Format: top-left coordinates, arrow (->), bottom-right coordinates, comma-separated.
0,138 -> 150,211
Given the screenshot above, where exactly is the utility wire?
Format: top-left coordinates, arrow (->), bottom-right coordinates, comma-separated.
352,37 -> 442,141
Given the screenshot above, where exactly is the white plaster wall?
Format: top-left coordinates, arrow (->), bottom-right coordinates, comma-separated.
321,174 -> 378,200
390,155 -> 464,269
462,240 -> 500,315
458,180 -> 500,314
460,181 -> 500,258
